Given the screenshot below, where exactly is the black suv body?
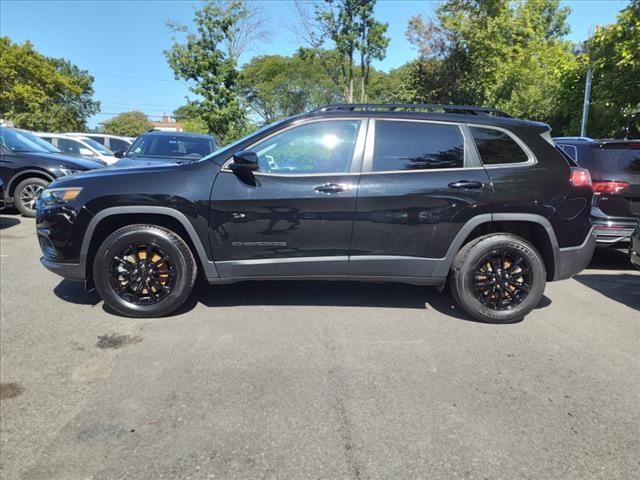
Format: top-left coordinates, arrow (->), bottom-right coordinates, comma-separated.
0,127 -> 105,216
555,137 -> 640,245
36,104 -> 595,323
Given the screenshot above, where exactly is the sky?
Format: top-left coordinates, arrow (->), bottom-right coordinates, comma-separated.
0,0 -> 630,128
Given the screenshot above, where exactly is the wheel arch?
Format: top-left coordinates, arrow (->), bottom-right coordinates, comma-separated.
438,213 -> 559,281
7,169 -> 55,197
80,206 -> 219,282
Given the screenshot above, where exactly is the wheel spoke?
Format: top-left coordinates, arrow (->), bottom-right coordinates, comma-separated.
473,249 -> 533,311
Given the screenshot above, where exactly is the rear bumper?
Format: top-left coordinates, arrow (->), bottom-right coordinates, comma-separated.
631,227 -> 640,270
553,228 -> 596,281
40,257 -> 84,282
591,214 -> 638,245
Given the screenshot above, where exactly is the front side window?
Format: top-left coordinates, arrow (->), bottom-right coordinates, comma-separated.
110,138 -> 130,152
250,120 -> 361,174
470,126 -> 529,165
372,121 -> 464,172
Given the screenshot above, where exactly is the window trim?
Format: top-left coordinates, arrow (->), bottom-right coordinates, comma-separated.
220,117 -> 368,177
467,123 -> 537,168
361,118 -> 474,174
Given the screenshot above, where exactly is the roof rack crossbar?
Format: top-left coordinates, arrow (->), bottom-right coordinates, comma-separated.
311,103 -> 512,117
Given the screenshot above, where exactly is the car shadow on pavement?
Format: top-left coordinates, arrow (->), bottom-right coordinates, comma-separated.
588,247 -> 635,271
574,274 -> 640,311
187,281 -> 552,324
0,215 -> 21,230
53,280 -> 101,306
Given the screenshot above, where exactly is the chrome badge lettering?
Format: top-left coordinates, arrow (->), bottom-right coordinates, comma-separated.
232,241 -> 287,247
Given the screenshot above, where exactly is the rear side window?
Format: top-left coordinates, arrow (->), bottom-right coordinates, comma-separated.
110,138 -> 130,152
470,126 -> 529,165
373,121 -> 464,171
557,144 -> 577,161
87,136 -> 106,145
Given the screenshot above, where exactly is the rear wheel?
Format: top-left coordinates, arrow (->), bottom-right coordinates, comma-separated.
93,224 -> 197,318
14,177 -> 49,217
450,234 -> 546,323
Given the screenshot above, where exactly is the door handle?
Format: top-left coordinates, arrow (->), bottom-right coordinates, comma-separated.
448,180 -> 484,189
315,183 -> 349,194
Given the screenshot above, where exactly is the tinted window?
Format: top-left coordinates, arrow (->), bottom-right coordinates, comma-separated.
373,121 -> 464,171
593,146 -> 640,175
129,134 -> 214,159
470,127 -> 529,165
56,138 -> 83,155
87,136 -> 106,145
250,120 -> 361,174
110,138 -> 130,152
558,144 -> 577,161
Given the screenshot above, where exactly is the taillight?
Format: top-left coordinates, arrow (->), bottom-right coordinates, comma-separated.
570,167 -> 592,188
592,181 -> 630,195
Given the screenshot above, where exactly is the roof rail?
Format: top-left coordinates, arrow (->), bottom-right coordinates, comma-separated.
311,103 -> 512,118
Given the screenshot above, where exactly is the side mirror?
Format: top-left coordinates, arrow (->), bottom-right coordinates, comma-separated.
230,150 -> 259,173
113,150 -> 125,158
79,147 -> 95,156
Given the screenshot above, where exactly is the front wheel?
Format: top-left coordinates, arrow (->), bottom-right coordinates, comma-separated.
93,224 -> 198,318
450,234 -> 546,323
14,177 -> 49,217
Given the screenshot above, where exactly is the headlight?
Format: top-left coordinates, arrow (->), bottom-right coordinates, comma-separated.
40,188 -> 83,206
58,168 -> 80,176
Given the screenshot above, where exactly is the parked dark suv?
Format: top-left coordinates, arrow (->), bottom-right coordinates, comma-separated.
555,137 -> 640,245
114,130 -> 217,165
1,127 -> 105,216
36,104 -> 596,323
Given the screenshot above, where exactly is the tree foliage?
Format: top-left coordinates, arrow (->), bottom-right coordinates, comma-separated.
165,0 -> 266,144
296,0 -> 389,102
239,52 -> 341,123
0,36 -> 99,131
101,111 -> 152,137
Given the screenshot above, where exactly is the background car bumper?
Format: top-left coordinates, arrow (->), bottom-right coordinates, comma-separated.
553,229 -> 596,280
592,218 -> 638,245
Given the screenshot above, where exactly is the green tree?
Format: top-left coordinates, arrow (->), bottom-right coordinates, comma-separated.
404,0 -> 576,122
165,0 -> 267,144
0,36 -> 99,131
297,0 -> 389,102
239,52 -> 341,124
102,111 -> 152,137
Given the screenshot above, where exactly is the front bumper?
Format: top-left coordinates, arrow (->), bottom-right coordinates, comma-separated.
553,228 -> 596,280
40,257 -> 84,282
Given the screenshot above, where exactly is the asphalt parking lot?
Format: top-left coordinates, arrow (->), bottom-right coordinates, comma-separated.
1,211 -> 638,480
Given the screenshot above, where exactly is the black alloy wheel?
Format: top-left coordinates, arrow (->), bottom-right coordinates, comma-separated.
93,224 -> 197,318
110,242 -> 176,305
472,249 -> 532,310
450,234 -> 546,323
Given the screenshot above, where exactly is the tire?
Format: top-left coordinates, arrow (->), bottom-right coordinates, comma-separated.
14,177 -> 49,217
93,224 -> 198,318
449,234 -> 546,324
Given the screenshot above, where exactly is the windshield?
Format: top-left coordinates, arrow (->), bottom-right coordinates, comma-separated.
128,134 -> 215,159
0,127 -> 52,153
18,130 -> 62,153
593,145 -> 640,176
80,137 -> 114,155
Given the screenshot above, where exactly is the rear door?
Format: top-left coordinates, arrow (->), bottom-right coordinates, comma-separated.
209,118 -> 366,278
349,118 -> 492,277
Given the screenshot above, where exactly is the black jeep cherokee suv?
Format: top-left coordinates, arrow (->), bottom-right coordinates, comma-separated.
36,104 -> 596,323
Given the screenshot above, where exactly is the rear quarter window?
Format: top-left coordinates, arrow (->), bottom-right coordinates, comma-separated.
470,126 -> 529,165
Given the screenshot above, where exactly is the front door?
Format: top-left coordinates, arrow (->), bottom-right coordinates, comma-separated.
210,118 -> 366,278
349,119 -> 493,277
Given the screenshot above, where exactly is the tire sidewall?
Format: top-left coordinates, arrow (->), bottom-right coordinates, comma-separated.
93,227 -> 193,317
455,237 -> 546,323
15,178 -> 49,217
